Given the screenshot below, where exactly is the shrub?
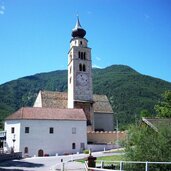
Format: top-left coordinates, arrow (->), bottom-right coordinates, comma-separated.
83,149 -> 90,154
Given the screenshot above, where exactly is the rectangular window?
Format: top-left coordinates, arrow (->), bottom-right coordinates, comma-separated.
25,127 -> 29,133
11,127 -> 15,134
72,127 -> 76,134
49,127 -> 54,134
80,143 -> 85,150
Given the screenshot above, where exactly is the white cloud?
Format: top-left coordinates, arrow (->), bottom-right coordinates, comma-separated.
92,64 -> 102,69
1,5 -> 5,10
145,14 -> 150,18
0,10 -> 4,15
144,14 -> 150,20
87,11 -> 92,15
0,3 -> 5,15
95,56 -> 101,61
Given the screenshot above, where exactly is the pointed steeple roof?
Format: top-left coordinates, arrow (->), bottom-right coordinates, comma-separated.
74,16 -> 82,29
72,16 -> 86,38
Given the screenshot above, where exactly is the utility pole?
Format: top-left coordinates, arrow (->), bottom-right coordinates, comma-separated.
116,118 -> 119,148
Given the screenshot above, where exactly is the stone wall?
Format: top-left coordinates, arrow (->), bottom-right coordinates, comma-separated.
87,131 -> 126,144
87,144 -> 117,152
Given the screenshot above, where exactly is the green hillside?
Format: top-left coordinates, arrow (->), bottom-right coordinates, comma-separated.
0,65 -> 171,129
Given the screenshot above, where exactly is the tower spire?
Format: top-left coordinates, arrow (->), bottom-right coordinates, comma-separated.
72,16 -> 86,38
74,15 -> 82,29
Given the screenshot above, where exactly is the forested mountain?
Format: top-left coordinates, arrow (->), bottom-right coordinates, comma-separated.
0,65 -> 171,129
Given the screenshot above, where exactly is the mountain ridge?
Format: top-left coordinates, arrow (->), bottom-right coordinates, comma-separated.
0,64 -> 171,129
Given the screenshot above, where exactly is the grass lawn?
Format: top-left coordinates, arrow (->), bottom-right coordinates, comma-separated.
77,154 -> 125,163
97,154 -> 125,161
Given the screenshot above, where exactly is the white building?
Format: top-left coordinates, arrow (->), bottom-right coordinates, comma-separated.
5,107 -> 87,157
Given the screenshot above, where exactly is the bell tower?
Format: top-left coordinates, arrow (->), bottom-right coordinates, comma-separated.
68,17 -> 94,130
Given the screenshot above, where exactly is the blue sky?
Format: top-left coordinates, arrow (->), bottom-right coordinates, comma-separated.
0,0 -> 171,84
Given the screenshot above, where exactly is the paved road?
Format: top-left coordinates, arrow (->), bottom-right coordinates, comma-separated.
0,151 -> 123,171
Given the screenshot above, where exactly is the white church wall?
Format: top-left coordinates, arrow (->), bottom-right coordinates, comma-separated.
87,144 -> 117,152
70,38 -> 87,48
6,119 -> 87,157
33,91 -> 42,107
4,121 -> 21,153
68,48 -> 74,108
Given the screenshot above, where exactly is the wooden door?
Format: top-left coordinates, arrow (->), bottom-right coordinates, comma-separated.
38,149 -> 44,157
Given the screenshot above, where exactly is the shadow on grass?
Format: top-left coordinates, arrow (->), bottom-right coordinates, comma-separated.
0,159 -> 44,170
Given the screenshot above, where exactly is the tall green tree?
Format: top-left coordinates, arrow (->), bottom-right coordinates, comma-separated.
125,124 -> 171,170
124,91 -> 171,170
140,109 -> 152,117
155,90 -> 171,118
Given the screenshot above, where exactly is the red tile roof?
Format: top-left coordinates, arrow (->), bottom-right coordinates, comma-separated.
6,107 -> 86,121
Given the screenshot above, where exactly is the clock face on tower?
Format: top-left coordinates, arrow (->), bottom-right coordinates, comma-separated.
76,73 -> 88,86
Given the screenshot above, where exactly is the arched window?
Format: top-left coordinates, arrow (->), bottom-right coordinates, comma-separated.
81,52 -> 84,59
84,52 -> 86,60
79,64 -> 82,71
70,66 -> 72,74
70,53 -> 72,62
24,147 -> 28,154
83,64 -> 86,72
72,143 -> 76,149
78,51 -> 81,58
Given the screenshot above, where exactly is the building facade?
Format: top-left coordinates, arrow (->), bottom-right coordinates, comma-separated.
5,107 -> 87,157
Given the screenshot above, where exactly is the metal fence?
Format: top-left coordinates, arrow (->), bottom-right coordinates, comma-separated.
85,160 -> 171,171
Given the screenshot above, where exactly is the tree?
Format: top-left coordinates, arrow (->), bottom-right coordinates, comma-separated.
140,109 -> 152,118
124,90 -> 171,170
125,124 -> 171,170
155,90 -> 171,118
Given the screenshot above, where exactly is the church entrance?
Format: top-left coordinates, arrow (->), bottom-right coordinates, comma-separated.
38,149 -> 44,157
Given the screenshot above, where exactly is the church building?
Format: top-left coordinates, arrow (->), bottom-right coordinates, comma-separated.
34,17 -> 114,132
4,17 -> 114,157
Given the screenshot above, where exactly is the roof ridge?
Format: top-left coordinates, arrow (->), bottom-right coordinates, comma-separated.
19,106 -> 84,111
42,90 -> 67,93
